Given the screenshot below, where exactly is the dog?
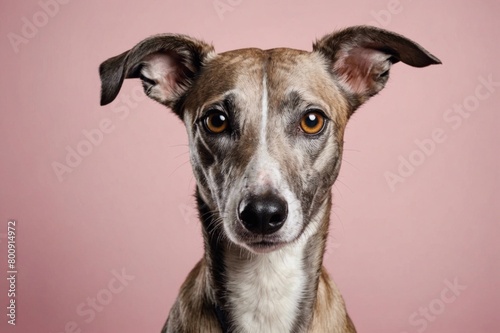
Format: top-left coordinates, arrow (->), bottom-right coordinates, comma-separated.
99,25 -> 440,333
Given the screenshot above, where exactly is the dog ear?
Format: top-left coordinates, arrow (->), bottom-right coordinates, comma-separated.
313,26 -> 441,108
99,34 -> 214,113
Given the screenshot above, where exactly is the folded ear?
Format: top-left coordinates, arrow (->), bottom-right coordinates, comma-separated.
313,26 -> 441,108
99,34 -> 214,114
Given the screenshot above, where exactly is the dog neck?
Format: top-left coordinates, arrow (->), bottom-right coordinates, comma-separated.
197,190 -> 331,333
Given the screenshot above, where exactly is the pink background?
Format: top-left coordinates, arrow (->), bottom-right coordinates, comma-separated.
1,0 -> 499,332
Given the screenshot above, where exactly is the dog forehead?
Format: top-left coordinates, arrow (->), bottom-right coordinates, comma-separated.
190,47 -> 325,95
208,47 -> 333,87
184,47 -> 348,124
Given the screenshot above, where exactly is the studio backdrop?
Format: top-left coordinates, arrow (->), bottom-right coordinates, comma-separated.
1,1 -> 499,332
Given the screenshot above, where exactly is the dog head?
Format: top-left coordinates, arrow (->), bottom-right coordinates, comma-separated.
100,26 -> 440,254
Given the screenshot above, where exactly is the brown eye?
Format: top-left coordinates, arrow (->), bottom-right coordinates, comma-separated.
300,111 -> 325,134
204,112 -> 228,134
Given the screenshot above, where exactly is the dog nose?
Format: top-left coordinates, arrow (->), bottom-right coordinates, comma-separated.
238,193 -> 288,235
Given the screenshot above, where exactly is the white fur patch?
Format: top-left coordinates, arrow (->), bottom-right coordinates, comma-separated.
260,74 -> 269,149
226,244 -> 306,333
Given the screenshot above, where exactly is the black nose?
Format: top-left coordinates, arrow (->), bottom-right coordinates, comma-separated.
238,193 -> 288,235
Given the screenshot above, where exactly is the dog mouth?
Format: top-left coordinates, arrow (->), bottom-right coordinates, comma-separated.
246,239 -> 286,253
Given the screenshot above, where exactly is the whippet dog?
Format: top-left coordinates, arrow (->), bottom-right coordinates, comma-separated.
99,26 -> 440,333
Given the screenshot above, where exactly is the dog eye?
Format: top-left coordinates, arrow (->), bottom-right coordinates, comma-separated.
204,111 -> 229,134
300,111 -> 325,135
